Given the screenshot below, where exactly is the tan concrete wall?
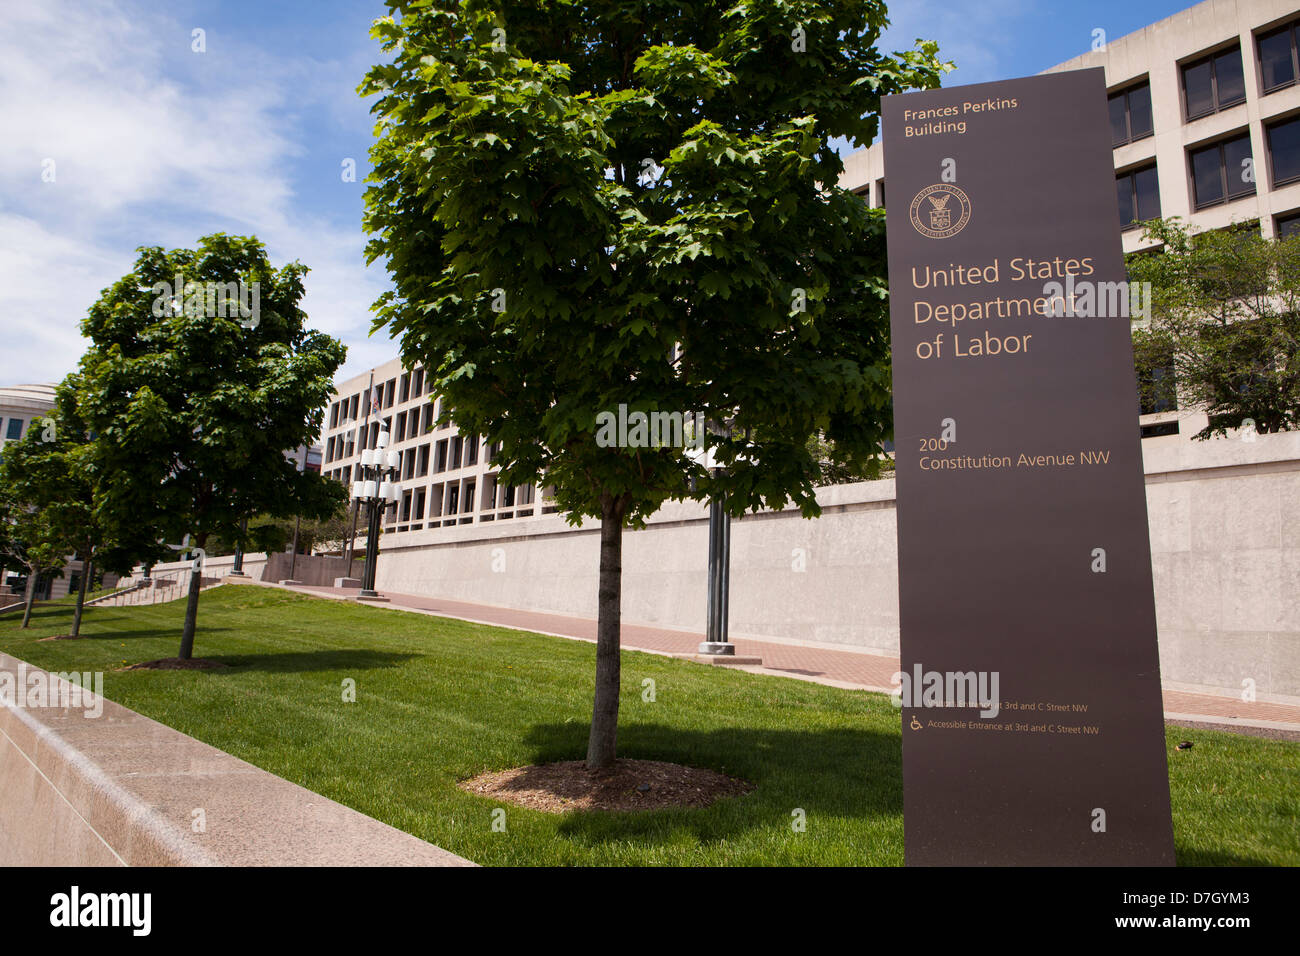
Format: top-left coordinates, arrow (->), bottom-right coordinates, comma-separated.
376,431 -> 1300,703
0,653 -> 473,866
125,552 -> 354,589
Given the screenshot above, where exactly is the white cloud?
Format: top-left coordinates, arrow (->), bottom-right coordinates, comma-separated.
0,0 -> 395,389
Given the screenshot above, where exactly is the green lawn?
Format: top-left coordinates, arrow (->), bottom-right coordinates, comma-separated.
1,585 -> 1295,866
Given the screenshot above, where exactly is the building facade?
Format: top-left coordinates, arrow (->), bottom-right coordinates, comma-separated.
0,383 -> 56,457
319,357 -> 554,540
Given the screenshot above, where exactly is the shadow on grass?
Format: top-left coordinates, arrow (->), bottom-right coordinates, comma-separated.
520,721 -> 902,848
201,649 -> 421,674
0,622 -> 235,642
1174,846 -> 1276,866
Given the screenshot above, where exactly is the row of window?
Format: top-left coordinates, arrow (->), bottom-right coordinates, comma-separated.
1117,114 -> 1300,229
324,432 -> 485,484
324,399 -> 447,464
1109,18 -> 1300,149
327,367 -> 430,430
389,477 -> 539,530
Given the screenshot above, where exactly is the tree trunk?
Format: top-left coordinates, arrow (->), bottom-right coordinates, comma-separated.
586,494 -> 626,770
177,563 -> 202,660
70,554 -> 92,638
20,568 -> 37,629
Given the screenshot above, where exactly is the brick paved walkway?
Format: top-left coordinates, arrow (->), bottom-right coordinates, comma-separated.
284,583 -> 1300,735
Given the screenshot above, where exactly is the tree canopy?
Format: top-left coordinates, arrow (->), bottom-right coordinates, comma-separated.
1129,218 -> 1300,439
361,0 -> 948,766
75,233 -> 347,658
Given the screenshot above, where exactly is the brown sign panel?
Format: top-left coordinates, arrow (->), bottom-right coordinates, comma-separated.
882,69 -> 1175,865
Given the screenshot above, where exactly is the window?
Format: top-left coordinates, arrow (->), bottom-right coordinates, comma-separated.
1259,21 -> 1300,93
5,419 -> 22,441
1189,133 -> 1255,208
875,178 -> 885,209
1267,116 -> 1300,187
413,367 -> 424,395
465,435 -> 478,466
329,402 -> 339,428
417,443 -> 430,477
1109,82 -> 1154,146
1141,421 -> 1179,438
384,379 -> 396,408
450,436 -> 463,470
1117,165 -> 1161,229
1182,46 -> 1246,120
1276,210 -> 1300,237
395,411 -> 407,441
1137,347 -> 1178,416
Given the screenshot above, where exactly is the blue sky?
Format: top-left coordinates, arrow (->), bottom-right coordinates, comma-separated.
0,0 -> 1195,388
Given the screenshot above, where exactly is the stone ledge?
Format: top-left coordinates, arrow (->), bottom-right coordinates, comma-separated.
0,652 -> 474,867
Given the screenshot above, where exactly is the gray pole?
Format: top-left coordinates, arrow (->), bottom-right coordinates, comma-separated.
288,449 -> 305,580
231,517 -> 248,575
699,479 -> 734,656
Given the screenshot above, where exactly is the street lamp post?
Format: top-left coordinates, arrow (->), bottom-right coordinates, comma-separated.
700,470 -> 733,656
350,426 -> 401,599
230,517 -> 248,576
688,427 -> 735,657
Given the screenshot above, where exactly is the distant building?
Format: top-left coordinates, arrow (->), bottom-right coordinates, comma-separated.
0,383 -> 99,601
320,357 -> 554,539
839,0 -> 1300,441
0,383 -> 56,458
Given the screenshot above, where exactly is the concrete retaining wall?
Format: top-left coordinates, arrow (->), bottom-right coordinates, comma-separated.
376,431 -> 1300,703
0,652 -> 472,866
124,552 -> 355,589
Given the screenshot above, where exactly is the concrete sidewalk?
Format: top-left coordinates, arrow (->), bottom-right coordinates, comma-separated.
275,582 -> 1300,738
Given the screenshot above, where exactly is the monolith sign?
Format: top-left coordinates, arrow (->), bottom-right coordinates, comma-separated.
882,69 -> 1175,865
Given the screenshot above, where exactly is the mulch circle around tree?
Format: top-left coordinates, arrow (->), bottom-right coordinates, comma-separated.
117,658 -> 227,671
459,758 -> 751,813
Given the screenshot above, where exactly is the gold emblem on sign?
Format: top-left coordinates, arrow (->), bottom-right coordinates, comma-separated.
909,183 -> 971,239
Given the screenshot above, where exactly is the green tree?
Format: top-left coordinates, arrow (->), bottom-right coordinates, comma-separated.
361,1 -> 947,767
76,234 -> 347,660
208,496 -> 357,558
1129,218 -> 1300,439
0,477 -> 68,629
0,381 -> 107,638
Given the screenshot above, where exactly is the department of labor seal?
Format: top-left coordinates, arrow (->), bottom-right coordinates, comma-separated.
909,183 -> 972,239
